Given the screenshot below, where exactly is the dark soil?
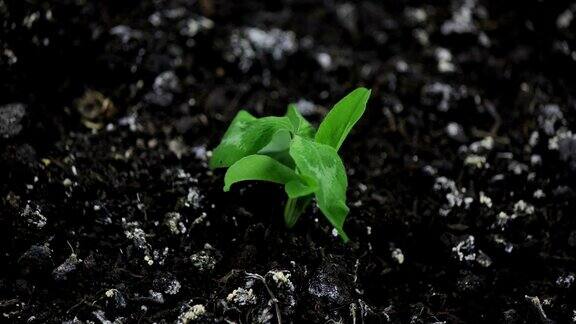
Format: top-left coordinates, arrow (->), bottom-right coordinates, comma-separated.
2,0 -> 576,323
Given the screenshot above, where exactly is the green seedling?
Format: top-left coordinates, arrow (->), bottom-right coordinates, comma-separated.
210,88 -> 371,241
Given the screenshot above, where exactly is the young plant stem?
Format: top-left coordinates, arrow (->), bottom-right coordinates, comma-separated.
284,196 -> 312,228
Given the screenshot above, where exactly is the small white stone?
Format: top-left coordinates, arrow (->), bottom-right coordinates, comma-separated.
446,122 -> 463,138
272,271 -> 289,284
227,288 -> 256,306
514,200 -> 535,215
436,48 -> 455,73
331,228 -> 338,237
464,154 -> 487,168
479,191 -> 493,208
178,304 -> 206,323
557,8 -> 574,29
497,211 -> 514,226
391,248 -> 404,264
533,189 -> 545,199
316,52 -> 332,70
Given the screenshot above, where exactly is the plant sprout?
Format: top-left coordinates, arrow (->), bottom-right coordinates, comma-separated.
210,88 -> 371,241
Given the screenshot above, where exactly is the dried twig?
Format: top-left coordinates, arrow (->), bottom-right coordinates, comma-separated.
524,295 -> 552,324
245,272 -> 282,324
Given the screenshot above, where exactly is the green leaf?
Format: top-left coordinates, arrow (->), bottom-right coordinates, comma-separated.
315,87 -> 371,151
224,154 -> 309,192
284,196 -> 313,228
285,175 -> 317,198
289,135 -> 350,241
210,113 -> 293,169
257,129 -> 292,154
286,104 -> 315,138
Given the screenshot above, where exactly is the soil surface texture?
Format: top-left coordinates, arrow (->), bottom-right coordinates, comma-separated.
2,0 -> 576,323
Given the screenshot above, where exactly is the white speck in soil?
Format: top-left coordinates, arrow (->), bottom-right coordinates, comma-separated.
556,273 -> 575,289
192,212 -> 208,227
180,16 -> 214,38
434,176 -> 472,215
190,244 -> 219,272
469,136 -> 494,153
228,27 -> 297,71
557,5 -> 575,29
191,145 -> 208,161
441,0 -> 478,35
2,48 -> 18,65
538,104 -> 565,136
533,189 -> 546,199
446,122 -> 466,142
177,304 -> 206,323
164,212 -> 186,235
169,138 -> 189,159
270,270 -> 294,290
148,290 -> 165,304
316,52 -> 333,71
226,287 -> 256,306
452,235 -> 492,267
144,255 -> 154,266
496,211 -> 516,227
452,235 -> 476,262
479,191 -> 493,208
405,7 -> 428,24
331,228 -> 338,237
123,221 -> 150,251
423,165 -> 437,176
513,200 -> 535,215
391,248 -> 405,264
185,186 -> 203,209
478,32 -> 491,47
21,202 -> 47,229
464,154 -> 488,169
395,60 -> 409,73
531,154 -> 542,166
22,12 -> 40,28
164,279 -> 181,295
435,47 -> 456,73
